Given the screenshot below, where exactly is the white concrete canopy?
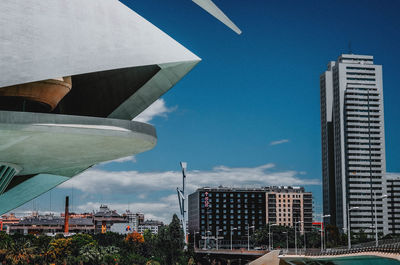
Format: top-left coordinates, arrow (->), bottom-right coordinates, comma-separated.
0,0 -> 201,120
0,0 -> 201,213
192,0 -> 242,34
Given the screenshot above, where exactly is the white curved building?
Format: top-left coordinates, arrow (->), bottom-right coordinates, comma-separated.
0,0 -> 200,214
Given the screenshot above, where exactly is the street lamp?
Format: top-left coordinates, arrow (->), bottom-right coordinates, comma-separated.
216,229 -> 223,250
321,214 -> 330,252
294,221 -> 303,255
374,193 -> 388,247
247,225 -> 255,250
193,231 -> 199,249
230,227 -> 237,250
282,231 -> 289,254
268,223 -> 277,251
347,204 -> 359,249
204,230 -> 211,250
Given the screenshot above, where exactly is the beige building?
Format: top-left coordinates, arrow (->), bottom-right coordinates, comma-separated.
265,186 -> 312,232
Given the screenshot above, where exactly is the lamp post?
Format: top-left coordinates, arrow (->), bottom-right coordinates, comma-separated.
216,229 -> 223,250
230,227 -> 237,250
303,229 -> 306,253
347,204 -> 359,249
204,230 -> 211,250
294,221 -> 302,255
193,231 -> 199,249
247,225 -> 255,250
374,193 -> 388,247
268,223 -> 277,251
282,231 -> 289,254
321,214 -> 330,252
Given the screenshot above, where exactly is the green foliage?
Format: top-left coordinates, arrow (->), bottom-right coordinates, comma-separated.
0,214 -> 197,265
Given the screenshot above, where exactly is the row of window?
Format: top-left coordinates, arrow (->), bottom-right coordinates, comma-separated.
201,209 -> 262,214
201,192 -> 262,198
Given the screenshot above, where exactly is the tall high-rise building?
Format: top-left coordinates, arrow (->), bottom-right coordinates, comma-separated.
320,54 -> 388,235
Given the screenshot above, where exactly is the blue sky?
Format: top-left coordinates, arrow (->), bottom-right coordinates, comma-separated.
13,0 -> 400,222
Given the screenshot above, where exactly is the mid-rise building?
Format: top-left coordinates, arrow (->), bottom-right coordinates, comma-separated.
137,220 -> 164,234
320,54 -> 388,234
93,205 -> 125,234
10,214 -> 94,235
188,186 -> 313,248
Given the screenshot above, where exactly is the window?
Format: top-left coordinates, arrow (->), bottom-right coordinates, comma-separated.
216,198 -> 219,202
238,194 -> 241,198
230,193 -> 234,197
238,220 -> 241,225
238,231 -> 242,236
244,194 -> 248,198
223,193 -> 227,197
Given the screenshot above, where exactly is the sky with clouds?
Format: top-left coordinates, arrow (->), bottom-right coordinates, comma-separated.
10,0 -> 400,223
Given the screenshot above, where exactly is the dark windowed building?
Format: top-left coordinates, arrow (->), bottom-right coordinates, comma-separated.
188,186 -> 313,248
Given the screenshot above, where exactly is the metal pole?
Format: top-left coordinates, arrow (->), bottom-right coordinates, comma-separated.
268,224 -> 271,251
320,216 -> 323,252
271,232 -> 273,250
347,203 -> 351,250
230,227 -> 233,250
286,232 -> 289,253
374,191 -> 378,247
304,230 -> 306,253
295,221 -> 297,255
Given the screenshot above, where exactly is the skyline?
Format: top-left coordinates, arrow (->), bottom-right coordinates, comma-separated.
9,0 -> 400,223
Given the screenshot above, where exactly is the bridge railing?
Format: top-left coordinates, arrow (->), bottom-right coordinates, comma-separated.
305,244 -> 400,256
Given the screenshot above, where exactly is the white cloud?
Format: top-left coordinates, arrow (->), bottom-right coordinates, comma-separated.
269,139 -> 289,146
58,164 -> 321,223
133,99 -> 176,124
59,163 -> 320,195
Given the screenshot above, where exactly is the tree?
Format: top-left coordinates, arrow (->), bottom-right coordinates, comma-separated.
126,231 -> 145,244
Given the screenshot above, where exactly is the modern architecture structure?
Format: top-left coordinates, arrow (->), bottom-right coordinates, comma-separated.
188,186 -> 313,248
0,0 -> 200,215
320,54 -> 388,235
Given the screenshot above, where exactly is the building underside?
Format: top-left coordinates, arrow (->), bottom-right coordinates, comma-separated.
0,0 -> 200,214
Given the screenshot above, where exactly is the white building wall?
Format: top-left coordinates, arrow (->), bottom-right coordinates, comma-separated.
321,54 -> 388,235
